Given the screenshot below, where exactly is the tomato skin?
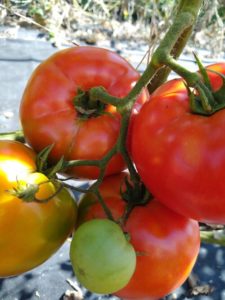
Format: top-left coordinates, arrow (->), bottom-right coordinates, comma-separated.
78,174 -> 200,299
131,63 -> 225,224
70,219 -> 136,294
20,46 -> 149,179
205,62 -> 225,91
0,140 -> 77,277
151,78 -> 187,99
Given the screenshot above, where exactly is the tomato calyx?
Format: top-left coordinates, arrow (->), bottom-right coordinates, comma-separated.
120,176 -> 152,224
187,55 -> 225,116
74,88 -> 107,119
36,145 -> 67,179
122,176 -> 151,206
188,73 -> 225,116
8,181 -> 39,202
8,178 -> 64,204
36,144 -> 54,174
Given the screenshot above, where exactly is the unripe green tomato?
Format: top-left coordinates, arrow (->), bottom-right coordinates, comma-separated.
70,219 -> 136,294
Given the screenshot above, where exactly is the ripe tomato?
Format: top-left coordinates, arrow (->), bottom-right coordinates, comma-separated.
20,46 -> 149,179
78,174 -> 200,299
0,140 -> 77,277
151,78 -> 187,99
131,63 -> 225,224
70,219 -> 136,294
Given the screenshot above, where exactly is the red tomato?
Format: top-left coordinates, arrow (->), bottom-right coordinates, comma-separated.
20,46 -> 148,179
151,78 -> 187,98
131,63 -> 225,224
205,62 -> 225,91
78,174 -> 200,299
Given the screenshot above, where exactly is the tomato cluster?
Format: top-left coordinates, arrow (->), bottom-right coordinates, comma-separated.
3,46 -> 225,299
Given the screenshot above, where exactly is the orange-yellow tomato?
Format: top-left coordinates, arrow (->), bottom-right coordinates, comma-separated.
0,140 -> 77,277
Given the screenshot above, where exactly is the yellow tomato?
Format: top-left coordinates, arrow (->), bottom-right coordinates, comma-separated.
0,140 -> 77,277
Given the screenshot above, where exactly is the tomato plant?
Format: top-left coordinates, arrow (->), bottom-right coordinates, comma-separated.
131,63 -> 225,224
70,218 -> 136,294
3,1 -> 224,296
20,46 -> 149,180
78,173 -> 200,299
0,140 -> 77,277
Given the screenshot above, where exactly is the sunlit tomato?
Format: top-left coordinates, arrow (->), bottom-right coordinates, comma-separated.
151,78 -> 187,98
0,140 -> 77,277
20,46 -> 149,179
205,62 -> 225,91
131,63 -> 225,224
78,174 -> 200,299
70,219 -> 136,294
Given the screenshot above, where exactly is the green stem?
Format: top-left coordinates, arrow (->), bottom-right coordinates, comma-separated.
94,190 -> 115,221
0,130 -> 24,142
89,0 -> 203,108
164,56 -> 216,114
148,0 -> 203,92
148,0 -> 202,92
152,1 -> 201,61
91,146 -> 118,188
90,87 -> 121,106
63,159 -> 100,169
116,111 -> 140,185
200,230 -> 225,247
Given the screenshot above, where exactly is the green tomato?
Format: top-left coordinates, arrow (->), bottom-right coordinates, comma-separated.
70,219 -> 136,294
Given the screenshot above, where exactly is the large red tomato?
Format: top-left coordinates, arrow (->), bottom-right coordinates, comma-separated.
20,46 -> 148,179
131,63 -> 225,224
78,173 -> 200,300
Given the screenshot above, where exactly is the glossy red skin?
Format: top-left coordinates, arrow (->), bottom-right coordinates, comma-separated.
78,174 -> 200,300
131,63 -> 225,224
20,46 -> 149,179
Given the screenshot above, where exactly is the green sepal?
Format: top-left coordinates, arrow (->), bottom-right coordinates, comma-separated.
120,176 -> 151,207
193,52 -> 212,90
8,182 -> 39,203
185,82 -> 208,115
36,144 -> 54,173
45,156 -> 65,179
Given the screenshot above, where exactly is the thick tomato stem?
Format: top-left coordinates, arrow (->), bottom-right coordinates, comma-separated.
89,86 -> 122,107
117,111 -> 140,185
86,0 -> 204,111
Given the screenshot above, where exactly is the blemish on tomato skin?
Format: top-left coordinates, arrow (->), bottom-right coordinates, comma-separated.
78,267 -> 86,277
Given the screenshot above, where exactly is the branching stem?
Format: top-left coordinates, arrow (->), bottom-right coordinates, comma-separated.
1,0 -> 206,225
